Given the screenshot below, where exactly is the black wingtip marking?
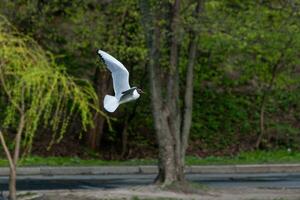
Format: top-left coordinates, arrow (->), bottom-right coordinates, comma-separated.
97,50 -> 105,64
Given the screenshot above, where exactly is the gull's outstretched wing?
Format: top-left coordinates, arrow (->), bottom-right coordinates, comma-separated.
97,50 -> 130,98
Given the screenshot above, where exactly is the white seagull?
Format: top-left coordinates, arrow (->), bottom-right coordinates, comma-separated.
97,50 -> 144,112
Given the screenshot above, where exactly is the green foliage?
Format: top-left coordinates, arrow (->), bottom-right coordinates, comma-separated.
1,1 -> 300,158
189,0 -> 300,151
0,0 -> 147,76
192,89 -> 256,150
0,15 -> 99,154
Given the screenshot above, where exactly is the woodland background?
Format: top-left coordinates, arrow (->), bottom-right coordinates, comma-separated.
0,0 -> 300,160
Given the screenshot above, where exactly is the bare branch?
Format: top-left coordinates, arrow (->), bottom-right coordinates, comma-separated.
0,67 -> 23,114
0,130 -> 14,170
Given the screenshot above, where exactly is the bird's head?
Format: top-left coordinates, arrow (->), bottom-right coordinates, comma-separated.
136,88 -> 145,94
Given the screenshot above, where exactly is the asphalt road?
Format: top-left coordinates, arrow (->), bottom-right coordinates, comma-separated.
0,173 -> 300,191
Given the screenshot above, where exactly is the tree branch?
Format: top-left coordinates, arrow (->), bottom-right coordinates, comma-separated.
167,0 -> 180,104
181,0 -> 203,155
0,130 -> 14,170
13,114 -> 25,165
0,67 -> 23,114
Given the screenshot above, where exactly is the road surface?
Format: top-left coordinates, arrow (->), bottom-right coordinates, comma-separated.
0,173 -> 300,191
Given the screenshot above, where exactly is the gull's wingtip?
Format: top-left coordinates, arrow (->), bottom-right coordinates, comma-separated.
97,49 -> 103,55
97,49 -> 109,59
97,49 -> 105,63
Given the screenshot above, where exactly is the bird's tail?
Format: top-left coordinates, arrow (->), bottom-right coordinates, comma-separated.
104,95 -> 119,112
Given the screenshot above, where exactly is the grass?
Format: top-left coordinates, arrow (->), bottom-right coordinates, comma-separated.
0,156 -> 157,167
0,149 -> 299,167
185,149 -> 300,165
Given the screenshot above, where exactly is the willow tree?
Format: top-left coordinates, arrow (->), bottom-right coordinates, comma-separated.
0,16 -> 99,200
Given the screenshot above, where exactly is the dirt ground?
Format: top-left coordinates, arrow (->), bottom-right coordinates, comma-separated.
15,186 -> 300,200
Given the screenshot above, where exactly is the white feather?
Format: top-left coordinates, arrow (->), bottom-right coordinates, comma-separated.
98,50 -> 130,99
104,95 -> 119,113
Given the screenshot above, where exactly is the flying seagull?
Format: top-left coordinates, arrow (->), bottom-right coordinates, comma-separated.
97,50 -> 144,112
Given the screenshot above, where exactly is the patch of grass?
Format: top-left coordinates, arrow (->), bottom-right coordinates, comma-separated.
186,149 -> 300,165
0,150 -> 299,167
0,156 -> 157,167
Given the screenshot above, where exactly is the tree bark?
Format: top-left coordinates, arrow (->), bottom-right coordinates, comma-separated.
140,0 -> 202,186
143,4 -> 177,184
150,0 -> 183,185
13,114 -> 25,164
168,0 -> 183,182
0,130 -> 17,200
141,0 -> 202,186
8,168 -> 17,200
181,0 -> 203,170
87,67 -> 109,151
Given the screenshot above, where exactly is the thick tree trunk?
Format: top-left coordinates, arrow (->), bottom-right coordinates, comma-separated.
167,0 -> 183,183
141,0 -> 201,186
87,67 -> 109,151
154,112 -> 180,185
145,8 -> 179,184
142,0 -> 202,186
149,0 -> 184,185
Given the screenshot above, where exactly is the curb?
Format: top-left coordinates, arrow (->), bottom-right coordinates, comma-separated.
0,164 -> 300,176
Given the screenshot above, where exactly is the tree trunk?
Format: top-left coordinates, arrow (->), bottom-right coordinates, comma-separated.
141,0 -> 202,186
154,113 -> 179,185
9,167 -> 17,200
0,81 -> 25,200
87,67 -> 109,151
0,130 -> 17,200
140,0 -> 202,186
180,41 -> 196,164
145,9 -> 181,184
167,0 -> 183,183
255,59 -> 282,149
150,0 -> 184,185
255,94 -> 267,149
180,0 -> 203,174
121,119 -> 129,158
255,37 -> 292,149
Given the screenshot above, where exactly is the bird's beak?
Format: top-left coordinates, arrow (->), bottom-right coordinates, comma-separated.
140,90 -> 146,94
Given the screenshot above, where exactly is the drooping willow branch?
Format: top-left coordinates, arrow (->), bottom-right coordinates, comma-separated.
0,15 -> 105,156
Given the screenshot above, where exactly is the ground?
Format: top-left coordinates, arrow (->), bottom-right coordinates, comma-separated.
14,186 -> 300,200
